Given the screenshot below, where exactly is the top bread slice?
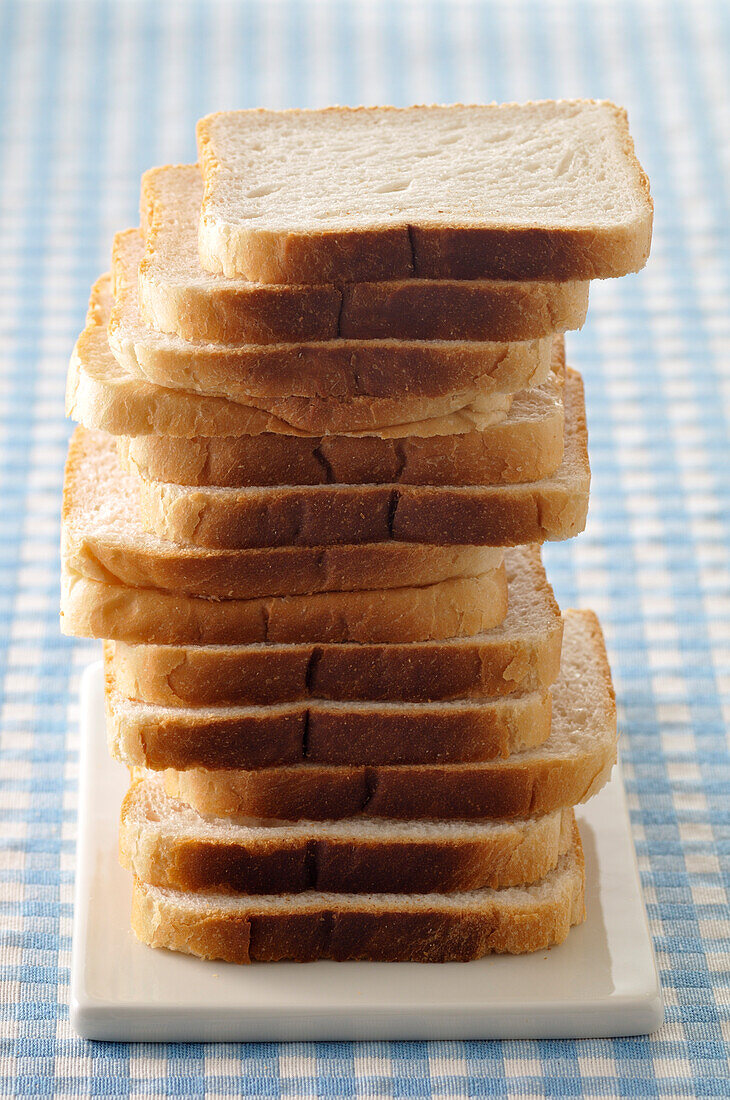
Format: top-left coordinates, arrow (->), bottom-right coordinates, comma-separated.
112,228 -> 553,409
196,102 -> 652,283
140,164 -> 589,343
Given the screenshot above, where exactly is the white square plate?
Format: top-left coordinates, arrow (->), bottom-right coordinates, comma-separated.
71,661 -> 663,1041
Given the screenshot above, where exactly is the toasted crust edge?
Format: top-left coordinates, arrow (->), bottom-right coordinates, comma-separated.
160,610 -> 617,821
140,166 -> 589,343
62,428 -> 504,598
120,782 -> 575,894
105,653 -> 553,770
60,565 -> 509,645
133,369 -> 584,549
103,546 -> 562,705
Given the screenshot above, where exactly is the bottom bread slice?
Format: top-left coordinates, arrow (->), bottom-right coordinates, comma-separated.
122,775 -> 575,894
130,817 -> 585,962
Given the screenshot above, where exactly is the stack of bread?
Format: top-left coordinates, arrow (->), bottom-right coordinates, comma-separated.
61,102 -> 652,964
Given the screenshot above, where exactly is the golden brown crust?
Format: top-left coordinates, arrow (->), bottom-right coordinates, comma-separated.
62,429 -> 503,598
130,820 -> 585,962
114,229 -> 555,404
133,380 -> 582,550
164,743 -> 615,822
120,393 -> 563,487
139,479 -> 587,550
337,279 -> 588,341
104,547 -> 562,705
107,621 -> 562,705
74,274 -> 567,448
160,610 -> 617,820
65,527 -> 500,599
61,566 -> 508,645
144,272 -> 588,344
120,782 -> 575,894
106,651 -> 553,770
120,338 -> 567,488
210,220 -> 651,285
140,168 -> 589,342
407,222 -> 652,281
132,370 -> 585,550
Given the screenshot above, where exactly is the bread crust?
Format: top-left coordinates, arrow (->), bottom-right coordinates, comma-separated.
140,165 -> 589,343
165,735 -> 615,822
130,820 -> 585,962
201,220 -> 651,286
64,526 -> 500,599
337,279 -> 588,342
133,370 -> 586,549
73,275 -> 552,437
197,103 -> 651,284
109,629 -> 561,705
105,546 -> 562,705
61,565 -> 508,645
120,778 -> 575,894
116,228 -> 555,401
145,263 -> 588,344
160,611 -> 616,820
62,428 -> 504,598
119,357 -> 565,486
106,653 -> 553,770
72,275 -> 565,458
121,415 -> 564,487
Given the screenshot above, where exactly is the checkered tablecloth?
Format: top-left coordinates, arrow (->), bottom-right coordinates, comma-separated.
1,0 -> 729,1094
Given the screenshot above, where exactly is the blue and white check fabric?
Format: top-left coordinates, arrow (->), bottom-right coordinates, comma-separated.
1,0 -> 728,1094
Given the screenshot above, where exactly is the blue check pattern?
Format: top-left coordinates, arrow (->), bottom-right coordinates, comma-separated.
1,0 -> 729,1094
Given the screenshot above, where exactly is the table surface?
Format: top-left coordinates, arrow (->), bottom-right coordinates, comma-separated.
1,0 -> 728,1095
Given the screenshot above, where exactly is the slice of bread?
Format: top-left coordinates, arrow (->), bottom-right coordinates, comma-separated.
67,276 -> 312,439
141,165 -> 589,343
70,276 -> 528,437
62,428 -> 503,599
113,229 -> 554,406
70,276 -> 566,487
104,545 -> 561,705
119,359 -> 565,487
163,611 -> 616,820
133,369 -> 586,549
121,774 -> 575,894
60,563 -> 508,645
197,102 -> 651,283
105,651 -> 553,770
130,818 -> 585,961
